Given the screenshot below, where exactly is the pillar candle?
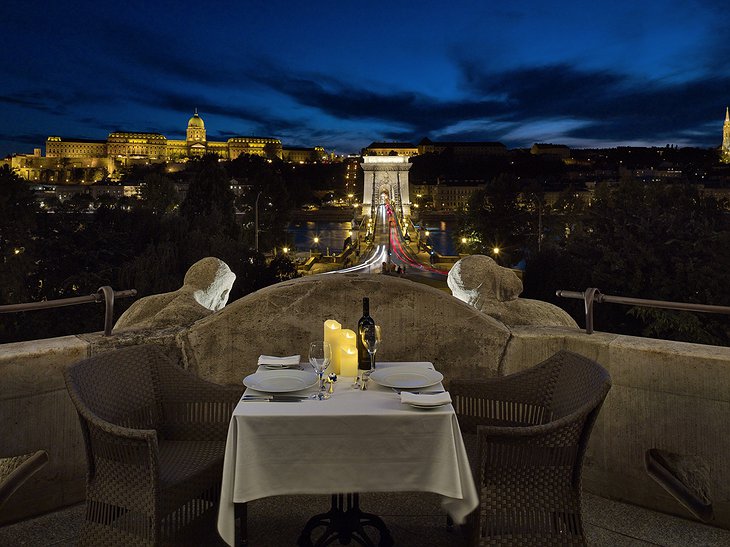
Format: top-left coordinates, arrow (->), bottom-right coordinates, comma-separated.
340,346 -> 358,377
339,329 -> 356,349
323,319 -> 341,373
331,329 -> 356,374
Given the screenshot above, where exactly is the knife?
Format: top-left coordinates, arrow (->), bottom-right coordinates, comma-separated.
241,395 -> 308,402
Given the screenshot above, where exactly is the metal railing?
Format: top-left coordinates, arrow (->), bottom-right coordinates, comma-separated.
0,286 -> 137,336
556,288 -> 730,334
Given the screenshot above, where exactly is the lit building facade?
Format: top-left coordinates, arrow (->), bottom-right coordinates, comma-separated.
45,111 -> 282,162
417,138 -> 508,157
362,142 -> 418,157
281,146 -> 327,163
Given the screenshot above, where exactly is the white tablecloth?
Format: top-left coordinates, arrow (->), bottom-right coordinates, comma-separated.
216,362 -> 478,546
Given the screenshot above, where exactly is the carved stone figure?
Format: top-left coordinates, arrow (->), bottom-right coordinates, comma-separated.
114,257 -> 236,331
448,255 -> 577,328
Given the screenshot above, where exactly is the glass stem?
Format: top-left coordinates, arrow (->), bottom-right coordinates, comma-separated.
369,351 -> 375,371
319,372 -> 325,393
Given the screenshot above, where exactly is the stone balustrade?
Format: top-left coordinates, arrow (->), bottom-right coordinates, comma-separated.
2,270 -> 729,529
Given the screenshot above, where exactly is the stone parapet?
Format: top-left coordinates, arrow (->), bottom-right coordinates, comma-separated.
2,275 -> 730,530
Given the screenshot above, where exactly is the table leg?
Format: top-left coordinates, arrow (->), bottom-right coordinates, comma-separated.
234,502 -> 248,547
297,493 -> 393,547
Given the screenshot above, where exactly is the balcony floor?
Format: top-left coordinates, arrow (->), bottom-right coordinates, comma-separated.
1,491 -> 728,546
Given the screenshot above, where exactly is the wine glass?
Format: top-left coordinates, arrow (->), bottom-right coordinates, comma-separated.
308,341 -> 332,400
361,325 -> 382,372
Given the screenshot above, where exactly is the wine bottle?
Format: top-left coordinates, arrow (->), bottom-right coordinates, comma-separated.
357,297 -> 376,369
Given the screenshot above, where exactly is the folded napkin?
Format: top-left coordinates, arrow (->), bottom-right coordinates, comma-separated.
400,391 -> 452,406
257,354 -> 301,366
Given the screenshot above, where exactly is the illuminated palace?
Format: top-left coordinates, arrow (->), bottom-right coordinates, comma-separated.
46,110 -> 282,161
5,111 -> 331,182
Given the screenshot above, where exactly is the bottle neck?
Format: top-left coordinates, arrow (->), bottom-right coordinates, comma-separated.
362,298 -> 370,316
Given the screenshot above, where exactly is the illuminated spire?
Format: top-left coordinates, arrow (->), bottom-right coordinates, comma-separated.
194,107 -> 198,116
725,106 -> 729,123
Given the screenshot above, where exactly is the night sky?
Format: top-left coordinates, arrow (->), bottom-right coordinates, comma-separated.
2,0 -> 729,158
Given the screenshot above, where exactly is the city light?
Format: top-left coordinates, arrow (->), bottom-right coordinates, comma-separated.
313,237 -> 319,244
282,247 -> 289,254
461,237 -> 468,244
492,247 -> 500,255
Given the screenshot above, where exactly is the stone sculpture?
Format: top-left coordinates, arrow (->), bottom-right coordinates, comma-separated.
177,273 -> 511,385
114,257 -> 236,331
447,254 -> 577,328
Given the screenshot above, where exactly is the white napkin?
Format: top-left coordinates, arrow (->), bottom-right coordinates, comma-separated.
400,391 -> 452,406
257,354 -> 301,366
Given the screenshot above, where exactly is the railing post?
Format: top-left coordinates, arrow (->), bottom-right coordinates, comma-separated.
583,287 -> 600,335
97,286 -> 115,336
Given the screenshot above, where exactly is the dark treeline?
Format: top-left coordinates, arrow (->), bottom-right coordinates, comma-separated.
458,174 -> 730,345
4,148 -> 730,346
0,154 -> 321,343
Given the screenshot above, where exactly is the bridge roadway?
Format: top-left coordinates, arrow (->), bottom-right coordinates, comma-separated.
328,203 -> 449,280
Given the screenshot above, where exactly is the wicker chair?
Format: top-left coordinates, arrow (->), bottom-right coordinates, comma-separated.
450,350 -> 611,546
64,344 -> 242,546
0,450 -> 49,513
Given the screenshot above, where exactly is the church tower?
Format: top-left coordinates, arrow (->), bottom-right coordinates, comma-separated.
722,107 -> 730,163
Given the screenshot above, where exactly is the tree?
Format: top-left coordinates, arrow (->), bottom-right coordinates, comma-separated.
180,154 -> 237,236
263,143 -> 280,160
462,174 -> 527,265
139,173 -> 179,214
0,165 -> 38,304
523,180 -> 730,345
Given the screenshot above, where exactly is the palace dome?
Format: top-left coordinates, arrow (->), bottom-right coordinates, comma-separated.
188,110 -> 205,129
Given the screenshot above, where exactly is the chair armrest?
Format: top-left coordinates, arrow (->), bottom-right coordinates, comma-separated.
74,406 -> 160,491
0,450 -> 49,511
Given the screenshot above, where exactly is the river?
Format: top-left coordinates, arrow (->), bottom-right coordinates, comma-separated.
286,219 -> 457,255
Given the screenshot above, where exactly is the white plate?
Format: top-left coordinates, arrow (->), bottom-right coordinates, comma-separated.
369,367 -> 443,389
243,370 -> 318,393
406,401 -> 451,409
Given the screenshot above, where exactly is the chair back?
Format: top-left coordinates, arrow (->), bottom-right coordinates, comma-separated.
64,345 -> 165,431
547,351 -> 612,421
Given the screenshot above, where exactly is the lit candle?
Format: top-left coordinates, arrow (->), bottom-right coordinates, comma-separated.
339,329 -> 356,348
340,346 -> 358,378
333,329 -> 356,374
323,319 -> 341,373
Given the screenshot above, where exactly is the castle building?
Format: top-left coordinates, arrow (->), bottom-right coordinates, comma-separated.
45,110 -> 282,162
723,107 -> 730,163
418,137 -> 508,157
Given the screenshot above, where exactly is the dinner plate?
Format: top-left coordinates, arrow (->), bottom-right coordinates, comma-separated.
369,367 -> 443,389
406,401 -> 451,409
243,370 -> 318,393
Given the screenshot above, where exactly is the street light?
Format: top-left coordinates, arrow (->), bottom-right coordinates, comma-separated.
254,191 -> 262,253
492,247 -> 500,255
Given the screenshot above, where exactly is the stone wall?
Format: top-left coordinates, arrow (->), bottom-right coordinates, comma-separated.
2,273 -> 730,529
503,326 -> 730,527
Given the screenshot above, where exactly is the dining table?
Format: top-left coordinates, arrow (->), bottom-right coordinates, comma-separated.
216,361 -> 478,546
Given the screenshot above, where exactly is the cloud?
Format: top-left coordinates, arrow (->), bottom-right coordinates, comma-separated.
248,59 -> 728,148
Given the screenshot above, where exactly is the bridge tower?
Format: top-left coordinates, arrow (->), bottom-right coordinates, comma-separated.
360,156 -> 412,219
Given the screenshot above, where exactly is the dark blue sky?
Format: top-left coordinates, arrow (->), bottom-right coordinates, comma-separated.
2,0 -> 729,157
